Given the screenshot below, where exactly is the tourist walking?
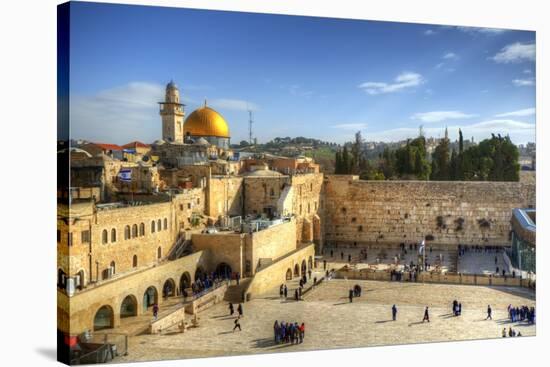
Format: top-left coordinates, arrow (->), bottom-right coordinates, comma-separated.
299,322 -> 305,343
237,303 -> 243,317
236,272 -> 240,285
284,285 -> 288,299
233,316 -> 241,332
486,305 -> 492,320
392,304 -> 397,321
502,328 -> 506,337
279,284 -> 284,299
152,303 -> 159,320
229,302 -> 234,316
422,307 -> 430,322
274,320 -> 280,343
349,289 -> 354,303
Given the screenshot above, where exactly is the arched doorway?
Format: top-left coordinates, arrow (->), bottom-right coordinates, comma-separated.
294,264 -> 299,277
179,272 -> 191,294
308,256 -> 313,270
120,295 -> 137,318
142,286 -> 158,313
93,305 -> 114,331
286,268 -> 292,280
301,260 -> 307,275
195,266 -> 206,281
215,263 -> 232,279
163,279 -> 176,298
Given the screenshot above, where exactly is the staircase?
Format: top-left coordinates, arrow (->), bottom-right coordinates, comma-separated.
168,234 -> 192,261
224,278 -> 251,303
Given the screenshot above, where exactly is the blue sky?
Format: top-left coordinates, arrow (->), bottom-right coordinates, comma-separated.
67,2 -> 536,145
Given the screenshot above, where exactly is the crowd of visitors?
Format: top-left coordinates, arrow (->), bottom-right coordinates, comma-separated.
273,321 -> 305,344
508,304 -> 535,324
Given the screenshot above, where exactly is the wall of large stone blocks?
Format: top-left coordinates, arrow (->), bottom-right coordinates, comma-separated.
208,176 -> 244,218
324,175 -> 536,247
58,251 -> 208,336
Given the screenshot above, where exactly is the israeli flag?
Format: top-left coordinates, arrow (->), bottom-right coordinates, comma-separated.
118,168 -> 132,183
418,240 -> 425,255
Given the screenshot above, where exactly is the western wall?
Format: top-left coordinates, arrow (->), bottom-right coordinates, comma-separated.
323,175 -> 536,247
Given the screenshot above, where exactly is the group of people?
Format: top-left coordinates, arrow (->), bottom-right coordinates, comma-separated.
502,327 -> 522,337
508,304 -> 535,324
273,321 -> 305,344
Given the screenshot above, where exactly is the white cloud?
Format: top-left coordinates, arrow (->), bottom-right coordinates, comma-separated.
491,42 -> 535,63
443,52 -> 458,59
424,29 -> 436,36
365,119 -> 535,144
411,110 -> 477,123
495,108 -> 535,117
209,98 -> 259,111
512,78 -> 535,87
330,123 -> 368,130
358,72 -> 424,95
523,69 -> 532,74
70,82 -> 165,144
457,26 -> 508,35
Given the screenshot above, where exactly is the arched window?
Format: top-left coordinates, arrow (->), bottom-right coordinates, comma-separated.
151,221 -> 156,233
132,255 -> 138,268
102,230 -> 108,244
110,261 -> 116,275
139,223 -> 145,236
163,218 -> 168,230
111,228 -> 116,243
124,225 -> 130,240
132,224 -> 138,238
157,219 -> 162,231
157,246 -> 162,259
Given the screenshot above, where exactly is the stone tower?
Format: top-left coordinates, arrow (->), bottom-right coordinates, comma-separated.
159,81 -> 185,143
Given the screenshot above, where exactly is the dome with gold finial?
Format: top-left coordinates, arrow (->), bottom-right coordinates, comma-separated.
183,102 -> 230,139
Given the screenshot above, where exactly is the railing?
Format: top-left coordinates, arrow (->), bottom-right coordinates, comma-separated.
71,332 -> 128,364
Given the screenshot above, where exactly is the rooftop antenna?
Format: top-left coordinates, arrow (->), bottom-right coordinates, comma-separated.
248,105 -> 254,146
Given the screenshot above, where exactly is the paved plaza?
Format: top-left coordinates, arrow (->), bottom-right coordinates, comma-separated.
117,279 -> 535,363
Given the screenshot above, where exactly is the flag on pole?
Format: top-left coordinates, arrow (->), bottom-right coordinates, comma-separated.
418,239 -> 425,255
118,168 -> 132,183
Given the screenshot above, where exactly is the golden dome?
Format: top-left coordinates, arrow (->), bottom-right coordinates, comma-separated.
183,105 -> 230,138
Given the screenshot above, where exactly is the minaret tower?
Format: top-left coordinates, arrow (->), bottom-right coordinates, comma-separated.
159,80 -> 185,143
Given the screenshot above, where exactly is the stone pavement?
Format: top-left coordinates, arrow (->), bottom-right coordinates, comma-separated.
116,279 -> 535,363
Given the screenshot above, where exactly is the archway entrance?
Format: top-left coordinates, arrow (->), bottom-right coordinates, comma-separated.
120,295 -> 137,318
163,279 -> 176,298
93,305 -> 114,331
195,266 -> 206,281
142,286 -> 158,313
301,260 -> 307,276
286,268 -> 292,280
294,264 -> 299,277
215,263 -> 232,280
179,272 -> 191,294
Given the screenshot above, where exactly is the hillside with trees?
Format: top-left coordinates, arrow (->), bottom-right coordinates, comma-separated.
334,130 -> 520,182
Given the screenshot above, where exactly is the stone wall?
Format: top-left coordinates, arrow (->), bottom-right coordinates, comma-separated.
208,176 -> 244,218
324,175 -> 535,247
191,219 -> 298,276
245,244 -> 315,298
